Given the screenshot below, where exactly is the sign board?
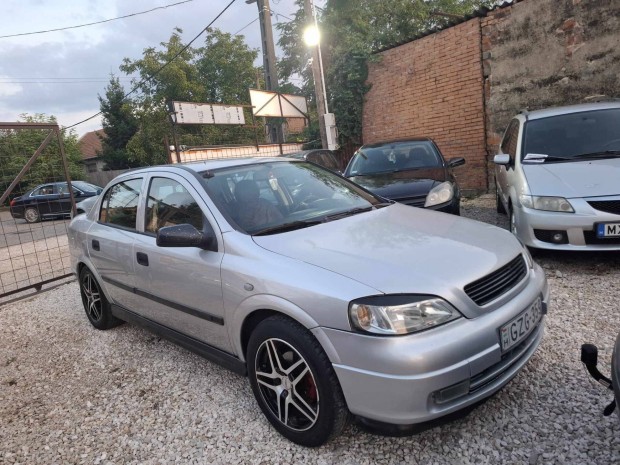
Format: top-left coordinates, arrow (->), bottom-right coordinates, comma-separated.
249,89 -> 308,118
171,101 -> 245,125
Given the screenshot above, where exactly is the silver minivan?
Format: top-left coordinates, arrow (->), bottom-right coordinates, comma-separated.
494,101 -> 620,250
69,158 -> 548,446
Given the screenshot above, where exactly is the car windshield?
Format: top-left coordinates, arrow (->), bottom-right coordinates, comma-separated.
523,108 -> 620,162
202,161 -> 386,235
347,141 -> 441,176
72,181 -> 101,193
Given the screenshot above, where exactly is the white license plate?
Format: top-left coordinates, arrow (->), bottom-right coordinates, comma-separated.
500,297 -> 543,352
596,223 -> 620,238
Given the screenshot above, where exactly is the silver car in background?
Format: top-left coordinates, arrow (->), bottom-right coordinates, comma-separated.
68,158 -> 548,446
494,101 -> 620,250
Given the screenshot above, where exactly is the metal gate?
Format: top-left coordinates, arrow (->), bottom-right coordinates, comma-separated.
0,122 -> 78,301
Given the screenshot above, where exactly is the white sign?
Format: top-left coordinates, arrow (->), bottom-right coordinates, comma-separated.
249,89 -> 308,118
172,101 -> 245,125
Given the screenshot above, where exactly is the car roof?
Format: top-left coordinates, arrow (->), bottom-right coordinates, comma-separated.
523,101 -> 620,120
361,137 -> 434,148
125,157 -> 297,176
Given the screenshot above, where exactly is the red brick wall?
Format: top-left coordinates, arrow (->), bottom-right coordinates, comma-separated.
363,19 -> 487,193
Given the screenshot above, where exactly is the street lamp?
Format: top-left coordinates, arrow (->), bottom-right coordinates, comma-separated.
303,1 -> 337,150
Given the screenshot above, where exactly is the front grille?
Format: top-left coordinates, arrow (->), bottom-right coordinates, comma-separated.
395,195 -> 426,207
583,230 -> 620,245
464,255 -> 527,306
588,200 -> 620,215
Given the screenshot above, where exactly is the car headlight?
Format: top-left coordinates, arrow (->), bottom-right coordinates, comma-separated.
349,295 -> 462,336
424,182 -> 454,207
519,195 -> 574,213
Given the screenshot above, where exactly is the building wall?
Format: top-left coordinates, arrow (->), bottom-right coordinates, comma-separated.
363,0 -> 620,192
363,20 -> 487,193
482,0 -> 620,186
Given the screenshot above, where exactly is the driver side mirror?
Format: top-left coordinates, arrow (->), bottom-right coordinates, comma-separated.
448,157 -> 466,168
493,154 -> 511,166
156,224 -> 215,250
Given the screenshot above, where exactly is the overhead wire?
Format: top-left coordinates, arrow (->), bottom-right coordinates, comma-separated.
0,0 -> 195,39
64,0 -> 238,130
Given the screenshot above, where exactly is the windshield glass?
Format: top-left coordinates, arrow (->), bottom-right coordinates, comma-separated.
202,161 -> 382,235
72,181 -> 101,192
523,108 -> 620,161
347,141 -> 442,176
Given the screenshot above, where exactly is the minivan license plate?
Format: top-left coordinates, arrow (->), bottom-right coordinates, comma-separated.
596,223 -> 620,238
500,297 -> 542,352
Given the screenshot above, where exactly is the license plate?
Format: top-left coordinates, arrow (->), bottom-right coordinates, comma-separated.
596,223 -> 620,238
500,297 -> 543,352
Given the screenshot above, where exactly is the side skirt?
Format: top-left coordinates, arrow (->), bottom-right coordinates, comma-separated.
111,304 -> 247,376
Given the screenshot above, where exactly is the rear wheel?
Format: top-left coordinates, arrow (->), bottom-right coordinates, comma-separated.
24,207 -> 40,223
79,267 -> 122,330
247,315 -> 349,447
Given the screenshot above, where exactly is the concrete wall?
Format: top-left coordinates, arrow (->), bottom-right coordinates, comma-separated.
363,0 -> 620,192
363,20 -> 487,193
482,0 -> 620,185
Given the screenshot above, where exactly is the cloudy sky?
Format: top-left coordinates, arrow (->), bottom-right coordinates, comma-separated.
1,0 -> 312,137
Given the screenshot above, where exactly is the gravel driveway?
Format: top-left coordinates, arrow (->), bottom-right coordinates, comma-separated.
1,194 -> 619,464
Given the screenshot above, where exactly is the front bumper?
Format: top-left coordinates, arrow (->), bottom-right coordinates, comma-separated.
514,197 -> 620,250
313,264 -> 548,425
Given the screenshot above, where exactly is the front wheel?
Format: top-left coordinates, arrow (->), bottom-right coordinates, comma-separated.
509,206 -> 517,235
496,188 -> 506,214
247,315 -> 349,447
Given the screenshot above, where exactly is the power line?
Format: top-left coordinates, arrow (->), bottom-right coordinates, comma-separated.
0,0 -> 195,39
233,17 -> 259,36
64,0 -> 238,130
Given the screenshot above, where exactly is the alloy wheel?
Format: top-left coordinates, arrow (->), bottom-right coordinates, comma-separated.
254,338 -> 319,431
24,208 -> 39,223
81,272 -> 102,322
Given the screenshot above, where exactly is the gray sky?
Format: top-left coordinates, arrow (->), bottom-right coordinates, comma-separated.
0,0 -> 309,137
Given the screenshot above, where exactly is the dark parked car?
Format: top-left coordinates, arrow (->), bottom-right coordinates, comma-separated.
344,138 -> 465,214
281,149 -> 341,172
10,181 -> 102,223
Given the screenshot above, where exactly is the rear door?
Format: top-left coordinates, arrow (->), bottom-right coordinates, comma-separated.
87,177 -> 144,311
131,172 -> 231,352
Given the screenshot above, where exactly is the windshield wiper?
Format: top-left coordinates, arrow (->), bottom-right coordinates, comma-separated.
571,150 -> 620,160
252,219 -> 323,236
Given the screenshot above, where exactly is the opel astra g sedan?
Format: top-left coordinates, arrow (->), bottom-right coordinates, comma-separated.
68,158 -> 548,446
494,101 -> 620,250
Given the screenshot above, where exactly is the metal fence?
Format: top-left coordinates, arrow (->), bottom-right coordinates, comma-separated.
0,123 -> 76,299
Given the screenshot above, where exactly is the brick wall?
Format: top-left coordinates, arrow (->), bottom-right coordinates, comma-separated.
363,20 -> 488,193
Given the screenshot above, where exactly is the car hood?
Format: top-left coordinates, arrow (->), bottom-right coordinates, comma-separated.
252,204 -> 522,317
347,168 -> 447,199
522,158 -> 620,197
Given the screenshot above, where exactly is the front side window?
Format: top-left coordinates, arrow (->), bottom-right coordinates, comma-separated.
145,177 -> 203,233
500,120 -> 519,158
99,178 -> 142,229
203,161 -> 383,235
347,141 -> 442,176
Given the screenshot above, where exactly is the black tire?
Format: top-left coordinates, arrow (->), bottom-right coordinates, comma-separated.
247,315 -> 349,447
79,267 -> 122,330
509,205 -> 517,235
24,207 -> 40,223
496,188 -> 506,214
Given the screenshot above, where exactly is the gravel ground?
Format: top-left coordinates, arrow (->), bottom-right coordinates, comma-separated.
1,194 -> 620,464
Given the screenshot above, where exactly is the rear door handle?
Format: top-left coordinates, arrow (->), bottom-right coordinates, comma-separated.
136,252 -> 149,266
92,239 -> 100,251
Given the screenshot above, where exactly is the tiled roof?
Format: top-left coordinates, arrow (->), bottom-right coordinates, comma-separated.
374,1 -> 523,54
78,129 -> 106,160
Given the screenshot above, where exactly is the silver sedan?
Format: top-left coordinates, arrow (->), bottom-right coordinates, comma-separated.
68,158 -> 547,446
494,101 -> 620,250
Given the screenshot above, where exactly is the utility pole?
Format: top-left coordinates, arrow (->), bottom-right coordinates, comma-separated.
304,0 -> 328,149
247,0 -> 283,145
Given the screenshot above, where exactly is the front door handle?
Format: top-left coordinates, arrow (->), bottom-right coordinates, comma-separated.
92,239 -> 100,251
136,252 -> 149,266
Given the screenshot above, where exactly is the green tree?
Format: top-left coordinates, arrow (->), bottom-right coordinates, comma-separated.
277,0 -> 494,144
0,114 -> 85,203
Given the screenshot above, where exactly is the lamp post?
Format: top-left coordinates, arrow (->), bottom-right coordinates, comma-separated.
303,0 -> 336,150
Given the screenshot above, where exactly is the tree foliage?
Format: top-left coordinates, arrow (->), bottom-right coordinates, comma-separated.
0,114 -> 85,203
277,0 -> 494,144
98,76 -> 140,170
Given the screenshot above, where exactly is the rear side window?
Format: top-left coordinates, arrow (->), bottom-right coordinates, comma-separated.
145,177 -> 203,233
99,178 -> 143,229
